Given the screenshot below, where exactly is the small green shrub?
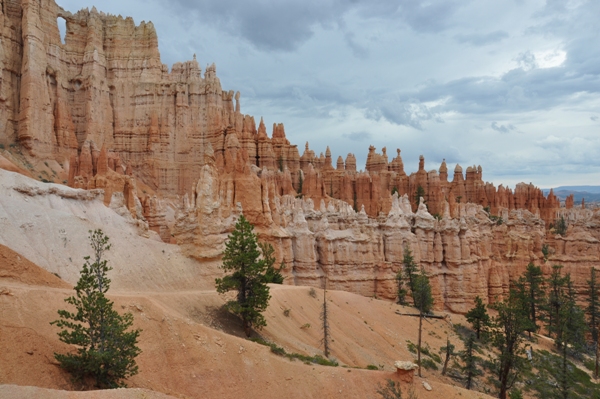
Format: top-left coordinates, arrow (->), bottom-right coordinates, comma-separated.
309,287 -> 317,298
508,389 -> 523,399
376,379 -> 403,399
406,341 -> 441,363
283,308 -> 291,317
584,358 -> 595,372
541,244 -> 549,262
554,216 -> 568,236
421,358 -> 438,370
490,215 -> 503,225
366,364 -> 379,370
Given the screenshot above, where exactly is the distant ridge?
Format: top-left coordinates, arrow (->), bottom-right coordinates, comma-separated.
541,186 -> 600,203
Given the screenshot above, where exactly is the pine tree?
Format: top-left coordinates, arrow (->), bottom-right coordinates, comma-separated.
519,263 -> 545,335
215,215 -> 272,337
489,292 -> 530,399
414,185 -> 426,209
556,277 -> 587,399
321,279 -> 331,358
586,268 -> 600,379
396,268 -> 408,306
259,242 -> 285,284
460,334 -> 481,390
413,267 -> 433,378
402,245 -> 419,307
51,230 -> 141,389
545,265 -> 568,340
510,279 -> 531,327
465,296 -> 490,339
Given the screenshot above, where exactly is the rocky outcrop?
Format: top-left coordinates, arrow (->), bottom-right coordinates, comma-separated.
1,0 -> 302,198
172,149 -> 600,312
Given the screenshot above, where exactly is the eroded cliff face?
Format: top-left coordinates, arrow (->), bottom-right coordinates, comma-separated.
1,0 -> 301,197
0,0 -> 562,225
2,0 -> 598,312
171,150 -> 600,313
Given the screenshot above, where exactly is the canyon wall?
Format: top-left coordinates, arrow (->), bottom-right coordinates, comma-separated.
171,146 -> 600,313
1,0 -> 599,312
0,0 -> 561,223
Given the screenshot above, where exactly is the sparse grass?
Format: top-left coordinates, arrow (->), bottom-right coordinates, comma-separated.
309,287 -> 317,298
249,338 -> 338,367
584,358 -> 596,372
407,341 -> 417,354
300,323 -> 311,329
376,379 -> 403,399
405,340 -> 441,363
366,364 -> 379,370
283,308 -> 291,317
422,358 -> 438,370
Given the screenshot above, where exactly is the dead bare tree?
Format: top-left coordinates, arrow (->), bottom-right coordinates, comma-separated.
320,278 -> 330,358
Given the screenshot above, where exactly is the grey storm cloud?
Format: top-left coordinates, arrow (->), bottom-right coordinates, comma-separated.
168,0 -> 462,51
399,56 -> 600,117
491,122 -> 516,134
366,98 -> 443,130
342,131 -> 372,141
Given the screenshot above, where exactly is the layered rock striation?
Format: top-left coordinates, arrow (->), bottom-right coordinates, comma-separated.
172,147 -> 600,313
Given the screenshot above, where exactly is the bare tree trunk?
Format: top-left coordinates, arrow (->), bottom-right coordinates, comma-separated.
594,340 -> 600,379
418,313 -> 423,377
395,311 -> 446,319
321,278 -> 330,358
442,339 -> 451,376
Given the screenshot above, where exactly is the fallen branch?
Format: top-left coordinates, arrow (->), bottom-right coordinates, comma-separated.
394,311 -> 446,320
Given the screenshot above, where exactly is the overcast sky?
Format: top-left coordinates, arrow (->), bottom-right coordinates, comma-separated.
57,0 -> 600,189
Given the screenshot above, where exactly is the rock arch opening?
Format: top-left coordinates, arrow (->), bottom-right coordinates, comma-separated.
57,16 -> 66,44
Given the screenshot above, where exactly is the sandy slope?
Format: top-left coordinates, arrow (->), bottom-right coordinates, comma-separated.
0,169 -> 220,292
0,273 -> 484,399
0,385 -> 178,399
0,169 -> 492,399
